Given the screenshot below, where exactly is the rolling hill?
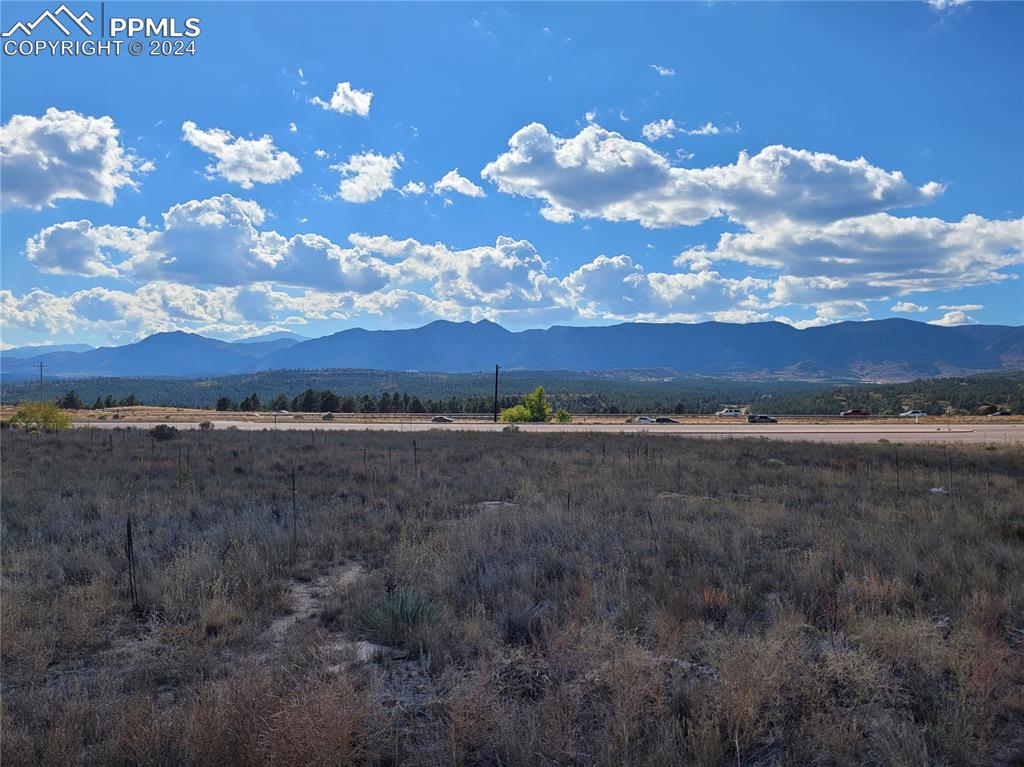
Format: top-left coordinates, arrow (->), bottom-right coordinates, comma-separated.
1,319 -> 1021,382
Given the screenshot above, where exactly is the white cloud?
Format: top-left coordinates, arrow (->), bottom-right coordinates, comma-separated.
346,234 -> 564,310
890,301 -> 928,313
181,121 -> 301,188
684,213 -> 1024,304
331,151 -> 403,203
400,181 -> 427,196
433,168 -> 486,198
927,0 -> 968,11
482,122 -> 944,229
1,108 -> 151,210
642,118 -> 677,142
314,148 -> 328,159
685,121 -> 741,136
650,64 -> 676,76
310,82 -> 373,117
561,254 -> 767,321
23,195 -> 394,292
938,303 -> 983,311
930,309 -> 978,326
1,281 -> 254,342
289,122 -> 298,133
1,289 -> 78,335
25,220 -> 151,278
642,119 -> 737,142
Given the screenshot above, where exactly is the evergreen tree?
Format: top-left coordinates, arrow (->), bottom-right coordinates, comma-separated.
321,391 -> 340,412
59,390 -> 83,409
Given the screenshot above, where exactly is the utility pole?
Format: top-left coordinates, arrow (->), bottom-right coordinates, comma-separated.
35,362 -> 45,403
493,364 -> 500,423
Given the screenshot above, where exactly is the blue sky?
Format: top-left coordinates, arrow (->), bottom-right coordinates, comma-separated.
1,0 -> 1021,348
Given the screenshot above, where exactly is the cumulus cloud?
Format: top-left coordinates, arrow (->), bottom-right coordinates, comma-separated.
181,121 -> 301,188
930,309 -> 978,326
346,234 -> 563,310
432,169 -> 486,198
682,213 -> 1024,304
1,108 -> 152,210
1,289 -> 78,335
25,220 -> 151,277
1,281 -> 255,341
650,64 -> 676,76
561,254 -> 767,321
642,118 -> 678,142
890,301 -> 929,313
310,82 -> 373,116
331,151 -> 403,202
22,195 -> 394,292
400,181 -> 427,196
482,122 -> 944,229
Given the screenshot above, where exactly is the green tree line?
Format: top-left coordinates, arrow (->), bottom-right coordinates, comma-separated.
32,371 -> 1022,416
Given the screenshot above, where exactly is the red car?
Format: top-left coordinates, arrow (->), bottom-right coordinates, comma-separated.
840,409 -> 871,417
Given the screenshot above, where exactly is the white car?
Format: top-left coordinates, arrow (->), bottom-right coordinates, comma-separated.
899,409 -> 928,418
635,416 -> 655,424
715,408 -> 743,417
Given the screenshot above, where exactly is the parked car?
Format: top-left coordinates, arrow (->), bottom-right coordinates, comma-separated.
654,417 -> 679,424
715,408 -> 743,417
430,415 -> 454,423
747,414 -> 778,424
988,411 -> 1010,417
840,409 -> 871,417
899,410 -> 928,418
635,416 -> 655,424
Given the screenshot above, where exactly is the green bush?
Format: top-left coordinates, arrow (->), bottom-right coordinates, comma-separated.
501,386 -> 553,422
556,409 -> 572,423
8,402 -> 72,432
500,405 -> 533,423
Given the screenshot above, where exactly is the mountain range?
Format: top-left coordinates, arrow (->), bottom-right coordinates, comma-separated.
2,319 -> 1022,382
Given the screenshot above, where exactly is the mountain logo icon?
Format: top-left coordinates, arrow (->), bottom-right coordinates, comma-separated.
2,4 -> 94,37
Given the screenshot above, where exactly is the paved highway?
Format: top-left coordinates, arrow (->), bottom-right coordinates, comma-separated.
77,420 -> 1023,444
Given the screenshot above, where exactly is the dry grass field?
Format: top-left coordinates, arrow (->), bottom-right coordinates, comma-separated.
2,427 -> 1022,766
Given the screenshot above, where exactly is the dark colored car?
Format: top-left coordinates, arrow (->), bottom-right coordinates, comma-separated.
747,414 -> 778,424
840,409 -> 871,417
654,417 -> 679,424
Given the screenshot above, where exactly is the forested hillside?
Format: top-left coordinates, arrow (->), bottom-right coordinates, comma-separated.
6,370 -> 1021,415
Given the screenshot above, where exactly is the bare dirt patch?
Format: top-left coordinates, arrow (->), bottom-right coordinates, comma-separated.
267,562 -> 406,669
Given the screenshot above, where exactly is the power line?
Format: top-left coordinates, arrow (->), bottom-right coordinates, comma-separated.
34,362 -> 46,403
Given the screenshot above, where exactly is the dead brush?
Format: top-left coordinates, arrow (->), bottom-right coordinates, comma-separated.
600,642 -> 671,764
838,569 -> 907,616
259,673 -> 386,767
447,661 -> 499,767
717,635 -> 788,767
2,429 -> 1023,766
